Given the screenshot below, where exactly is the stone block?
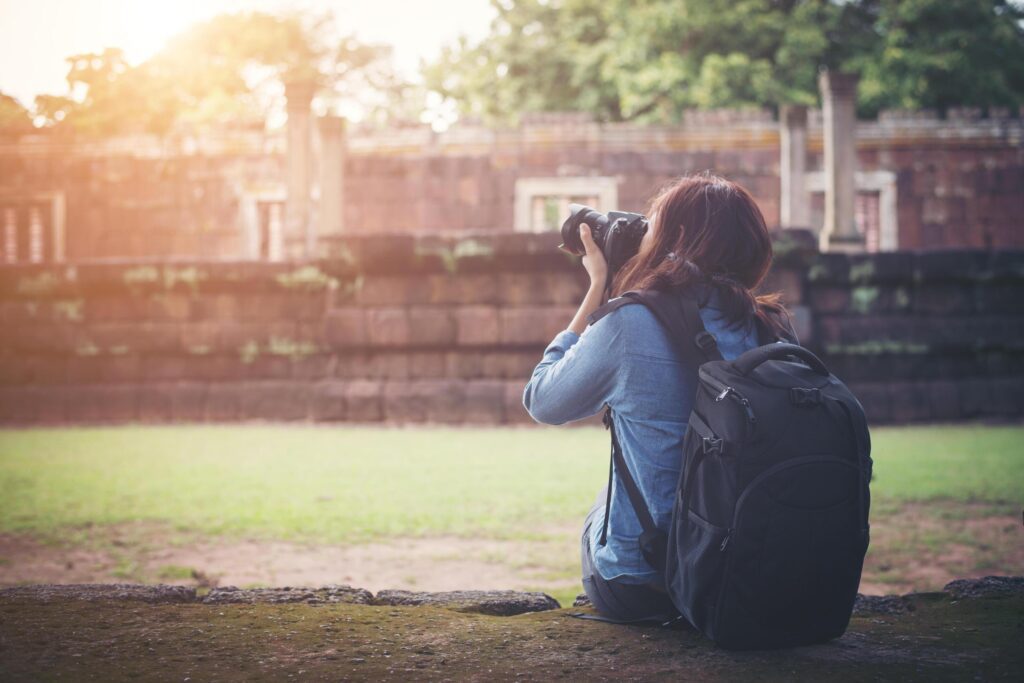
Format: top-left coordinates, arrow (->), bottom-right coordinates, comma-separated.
498,273 -> 553,306
808,287 -> 850,314
0,386 -> 65,424
325,309 -> 368,348
927,380 -> 962,421
383,381 -> 430,422
423,380 -> 466,423
914,283 -> 975,315
886,381 -> 931,423
238,381 -> 310,421
64,384 -> 139,423
462,381 -> 505,423
190,293 -> 239,321
408,352 -> 447,379
167,382 -> 208,422
180,322 -> 221,351
310,381 -> 348,422
204,383 -> 245,421
354,276 -> 414,306
86,296 -> 151,322
455,306 -> 500,346
148,294 -> 193,321
504,380 -> 532,424
499,307 -> 572,346
344,379 -> 384,421
366,308 -> 411,346
408,308 -> 457,346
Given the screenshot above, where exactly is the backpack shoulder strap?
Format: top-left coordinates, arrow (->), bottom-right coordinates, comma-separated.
587,288 -> 725,366
631,288 -> 724,365
586,292 -> 643,326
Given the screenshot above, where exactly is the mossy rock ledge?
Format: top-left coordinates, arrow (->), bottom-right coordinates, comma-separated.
1,577 -> 1021,681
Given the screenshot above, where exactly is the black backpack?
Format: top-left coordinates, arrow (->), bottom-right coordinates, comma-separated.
588,287 -> 872,650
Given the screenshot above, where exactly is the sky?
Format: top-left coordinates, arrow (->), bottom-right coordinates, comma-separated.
0,0 -> 495,108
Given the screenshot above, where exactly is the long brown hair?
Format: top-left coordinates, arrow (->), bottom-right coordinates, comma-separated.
613,171 -> 791,338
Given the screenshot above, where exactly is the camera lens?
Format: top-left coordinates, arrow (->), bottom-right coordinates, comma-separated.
559,204 -> 608,255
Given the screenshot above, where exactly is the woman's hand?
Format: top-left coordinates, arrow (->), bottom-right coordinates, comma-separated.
565,224 -> 610,335
580,224 -> 608,290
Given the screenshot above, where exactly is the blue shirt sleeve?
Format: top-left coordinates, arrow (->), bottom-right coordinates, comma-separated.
521,315 -> 625,425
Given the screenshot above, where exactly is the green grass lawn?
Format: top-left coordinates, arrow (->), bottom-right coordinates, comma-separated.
0,424 -> 1021,608
0,424 -> 1021,543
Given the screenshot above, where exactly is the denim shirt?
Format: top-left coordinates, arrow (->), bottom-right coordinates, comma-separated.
522,288 -> 761,585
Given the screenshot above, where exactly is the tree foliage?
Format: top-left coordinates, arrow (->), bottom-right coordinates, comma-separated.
0,92 -> 34,135
426,0 -> 1024,123
31,12 -> 398,137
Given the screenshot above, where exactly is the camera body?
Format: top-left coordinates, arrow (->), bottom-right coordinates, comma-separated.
559,203 -> 649,279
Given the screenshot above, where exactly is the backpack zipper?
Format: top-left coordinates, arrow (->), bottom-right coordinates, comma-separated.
701,372 -> 757,424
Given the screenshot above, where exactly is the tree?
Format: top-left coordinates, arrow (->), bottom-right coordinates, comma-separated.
855,0 -> 1024,112
0,91 -> 34,135
32,11 -> 400,136
426,0 -> 1024,123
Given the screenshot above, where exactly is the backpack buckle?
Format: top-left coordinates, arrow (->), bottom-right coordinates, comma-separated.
694,331 -> 718,354
790,387 -> 822,407
701,436 -> 723,456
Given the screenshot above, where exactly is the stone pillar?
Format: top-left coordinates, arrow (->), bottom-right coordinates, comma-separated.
318,115 -> 346,241
779,105 -> 809,228
285,80 -> 316,259
818,71 -> 863,251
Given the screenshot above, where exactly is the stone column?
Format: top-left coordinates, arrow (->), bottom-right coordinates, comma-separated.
818,71 -> 863,251
318,115 -> 346,241
285,80 -> 316,259
779,105 -> 809,228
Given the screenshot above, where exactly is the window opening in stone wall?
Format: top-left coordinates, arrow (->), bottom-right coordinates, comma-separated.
809,189 -> 884,252
532,195 -> 599,232
856,191 -> 881,252
0,200 -> 57,263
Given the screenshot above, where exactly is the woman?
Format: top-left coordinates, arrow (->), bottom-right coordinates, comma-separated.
522,172 -> 794,621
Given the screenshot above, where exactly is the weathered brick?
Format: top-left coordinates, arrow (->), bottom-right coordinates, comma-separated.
366,308 -> 411,346
238,381 -> 310,421
463,381 -> 505,423
354,277 -> 413,306
344,380 -> 384,421
64,384 -> 139,422
148,294 -> 193,321
0,386 -> 65,424
325,309 -> 368,348
808,287 -> 850,314
408,352 -> 447,379
310,381 -> 348,422
204,383 -> 245,421
455,306 -> 500,346
408,308 -> 457,346
504,380 -> 532,424
499,307 -> 573,346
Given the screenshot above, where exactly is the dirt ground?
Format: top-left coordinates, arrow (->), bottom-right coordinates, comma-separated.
1,502 -> 1020,598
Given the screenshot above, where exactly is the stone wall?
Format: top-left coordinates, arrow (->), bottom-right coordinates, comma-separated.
1,233 -> 1021,425
1,108 -> 1022,262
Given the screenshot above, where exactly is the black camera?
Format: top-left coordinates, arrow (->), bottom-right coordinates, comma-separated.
559,204 -> 649,279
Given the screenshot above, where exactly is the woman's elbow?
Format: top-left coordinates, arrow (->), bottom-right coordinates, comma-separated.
521,382 -> 569,426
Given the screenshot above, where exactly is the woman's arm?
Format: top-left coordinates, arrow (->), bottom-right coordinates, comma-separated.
522,224 -> 621,425
566,224 -> 608,335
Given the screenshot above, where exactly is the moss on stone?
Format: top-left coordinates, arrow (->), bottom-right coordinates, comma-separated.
274,265 -> 339,291
850,286 -> 880,314
52,299 -> 84,322
16,272 -> 61,296
825,340 -> 930,355
0,587 -> 1020,681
